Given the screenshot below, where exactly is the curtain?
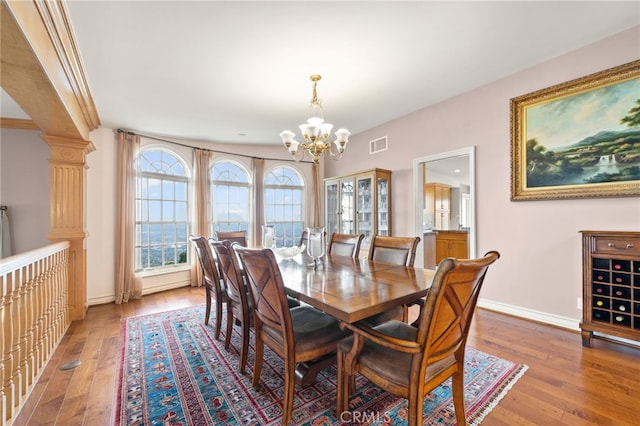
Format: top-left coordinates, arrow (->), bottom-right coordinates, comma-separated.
191,148 -> 213,287
115,132 -> 142,304
1,207 -> 11,258
252,158 -> 265,247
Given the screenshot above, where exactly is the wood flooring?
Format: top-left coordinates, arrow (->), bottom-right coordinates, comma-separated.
12,286 -> 640,425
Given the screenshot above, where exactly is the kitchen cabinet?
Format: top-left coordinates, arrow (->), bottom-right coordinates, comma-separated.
424,183 -> 451,230
435,230 -> 468,264
325,169 -> 391,254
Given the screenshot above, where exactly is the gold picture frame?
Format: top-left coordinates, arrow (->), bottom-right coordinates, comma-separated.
510,60 -> 640,201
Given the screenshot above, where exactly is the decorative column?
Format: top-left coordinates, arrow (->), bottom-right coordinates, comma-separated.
42,135 -> 95,321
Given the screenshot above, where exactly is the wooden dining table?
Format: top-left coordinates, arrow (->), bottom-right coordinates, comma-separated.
275,252 -> 436,386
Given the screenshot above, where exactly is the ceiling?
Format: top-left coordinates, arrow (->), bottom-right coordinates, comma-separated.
2,1 -> 639,146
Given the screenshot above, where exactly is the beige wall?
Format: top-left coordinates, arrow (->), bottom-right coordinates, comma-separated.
0,128 -> 50,255
326,26 -> 640,328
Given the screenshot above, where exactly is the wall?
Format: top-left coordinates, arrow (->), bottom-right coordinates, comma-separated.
0,128 -> 50,255
84,129 -> 318,305
326,26 -> 640,328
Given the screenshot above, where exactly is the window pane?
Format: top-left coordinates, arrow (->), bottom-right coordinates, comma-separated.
264,166 -> 305,248
135,148 -> 190,271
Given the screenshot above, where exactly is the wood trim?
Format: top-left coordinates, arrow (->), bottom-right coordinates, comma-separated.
1,0 -> 100,139
0,117 -> 40,130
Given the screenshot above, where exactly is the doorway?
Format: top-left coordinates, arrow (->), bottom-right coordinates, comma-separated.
412,147 -> 476,269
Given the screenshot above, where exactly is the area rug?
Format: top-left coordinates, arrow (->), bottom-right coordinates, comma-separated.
116,305 -> 527,425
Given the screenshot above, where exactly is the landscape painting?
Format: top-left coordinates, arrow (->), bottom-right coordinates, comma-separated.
510,60 -> 640,200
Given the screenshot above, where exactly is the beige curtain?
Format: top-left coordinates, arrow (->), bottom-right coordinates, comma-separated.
311,162 -> 321,227
252,158 -> 265,247
191,148 -> 213,287
115,132 -> 142,304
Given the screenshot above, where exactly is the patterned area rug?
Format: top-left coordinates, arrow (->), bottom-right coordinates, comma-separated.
116,305 -> 527,425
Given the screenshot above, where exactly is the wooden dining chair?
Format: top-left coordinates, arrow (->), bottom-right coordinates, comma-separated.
337,251 -> 500,426
210,239 -> 253,373
189,235 -> 229,340
234,246 -> 350,426
328,232 -> 365,258
363,235 -> 422,324
214,230 -> 248,247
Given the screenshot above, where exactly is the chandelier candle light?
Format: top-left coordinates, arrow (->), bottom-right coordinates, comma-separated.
280,75 -> 350,164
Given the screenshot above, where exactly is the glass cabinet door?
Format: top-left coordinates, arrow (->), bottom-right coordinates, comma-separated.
377,176 -> 390,236
356,175 -> 373,247
325,181 -> 339,236
340,179 -> 355,234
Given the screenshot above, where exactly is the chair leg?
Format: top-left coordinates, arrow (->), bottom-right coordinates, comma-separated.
452,368 -> 467,426
282,357 -> 296,426
204,286 -> 212,325
407,387 -> 424,426
225,308 -> 233,350
214,297 -> 223,340
252,333 -> 264,388
336,349 -> 350,417
239,318 -> 250,373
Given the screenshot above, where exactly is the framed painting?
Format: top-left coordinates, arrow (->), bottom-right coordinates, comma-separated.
510,60 -> 640,201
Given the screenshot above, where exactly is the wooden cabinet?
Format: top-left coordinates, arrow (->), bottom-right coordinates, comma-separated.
580,230 -> 640,347
435,231 -> 468,264
325,169 -> 391,255
424,183 -> 451,230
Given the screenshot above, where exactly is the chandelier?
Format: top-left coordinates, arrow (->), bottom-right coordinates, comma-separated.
280,75 -> 350,164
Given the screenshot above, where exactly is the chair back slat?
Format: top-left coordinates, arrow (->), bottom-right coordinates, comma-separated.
214,230 -> 248,247
189,235 -> 222,287
328,233 -> 365,258
417,251 -> 500,363
368,235 -> 421,266
210,240 -> 246,305
234,247 -> 291,333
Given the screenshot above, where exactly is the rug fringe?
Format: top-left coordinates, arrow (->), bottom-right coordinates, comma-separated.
468,363 -> 529,425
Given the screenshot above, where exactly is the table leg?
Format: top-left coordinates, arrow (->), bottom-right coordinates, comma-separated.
295,354 -> 337,388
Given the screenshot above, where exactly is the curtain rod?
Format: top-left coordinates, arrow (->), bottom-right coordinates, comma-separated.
117,129 -> 313,164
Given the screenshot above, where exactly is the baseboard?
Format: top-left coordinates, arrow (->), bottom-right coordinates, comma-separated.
477,298 -> 580,331
87,281 -> 191,306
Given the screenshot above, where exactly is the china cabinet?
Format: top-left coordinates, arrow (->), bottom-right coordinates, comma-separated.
325,168 -> 391,254
580,230 -> 640,347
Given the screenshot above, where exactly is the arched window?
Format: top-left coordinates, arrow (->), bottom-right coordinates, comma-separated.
210,160 -> 251,236
135,148 -> 190,270
264,166 -> 305,247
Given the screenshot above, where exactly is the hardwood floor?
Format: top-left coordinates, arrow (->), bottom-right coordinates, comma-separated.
13,286 -> 640,425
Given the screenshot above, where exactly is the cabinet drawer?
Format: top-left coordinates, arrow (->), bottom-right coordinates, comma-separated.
593,236 -> 640,255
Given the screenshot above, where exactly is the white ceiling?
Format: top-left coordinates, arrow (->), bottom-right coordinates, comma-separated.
2,1 -> 639,146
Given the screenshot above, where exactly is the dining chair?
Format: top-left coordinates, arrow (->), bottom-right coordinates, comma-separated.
234,246 -> 350,426
336,251 -> 500,426
214,230 -> 248,247
210,239 -> 252,373
189,235 -> 229,340
328,232 -> 365,258
363,235 -> 422,324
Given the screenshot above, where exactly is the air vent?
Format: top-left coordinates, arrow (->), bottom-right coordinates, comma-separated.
369,136 -> 388,154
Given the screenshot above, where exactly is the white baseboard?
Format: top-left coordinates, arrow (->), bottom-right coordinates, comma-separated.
87,281 -> 191,306
477,298 -> 580,331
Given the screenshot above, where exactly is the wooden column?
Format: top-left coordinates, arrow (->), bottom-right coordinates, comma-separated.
42,136 -> 95,321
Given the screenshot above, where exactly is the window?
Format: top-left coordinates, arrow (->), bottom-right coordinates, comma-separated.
210,160 -> 251,236
264,166 -> 305,247
135,149 -> 190,271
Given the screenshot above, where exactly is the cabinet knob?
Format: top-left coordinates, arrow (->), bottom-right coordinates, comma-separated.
607,242 -> 634,249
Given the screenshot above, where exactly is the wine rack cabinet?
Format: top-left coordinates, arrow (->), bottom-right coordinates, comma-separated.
580,230 -> 640,347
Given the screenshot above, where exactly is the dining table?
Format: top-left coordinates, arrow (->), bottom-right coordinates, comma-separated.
275,252 -> 436,386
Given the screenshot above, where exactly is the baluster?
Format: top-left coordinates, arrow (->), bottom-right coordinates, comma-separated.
10,268 -> 22,417
1,273 -> 8,426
